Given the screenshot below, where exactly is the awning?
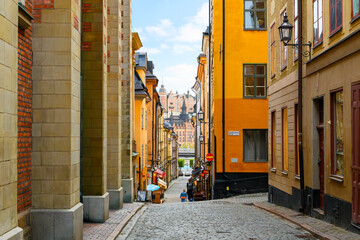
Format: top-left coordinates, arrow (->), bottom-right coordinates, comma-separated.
157,178 -> 167,189
132,152 -> 139,157
155,169 -> 165,178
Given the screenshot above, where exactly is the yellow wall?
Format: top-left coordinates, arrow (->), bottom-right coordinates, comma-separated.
134,68 -> 148,191
213,0 -> 268,173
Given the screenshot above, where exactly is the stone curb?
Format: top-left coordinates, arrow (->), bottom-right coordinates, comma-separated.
106,203 -> 145,240
254,202 -> 339,240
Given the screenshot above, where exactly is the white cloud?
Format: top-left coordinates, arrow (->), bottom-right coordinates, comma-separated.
145,19 -> 174,37
158,64 -> 197,93
171,3 -> 209,43
141,47 -> 162,55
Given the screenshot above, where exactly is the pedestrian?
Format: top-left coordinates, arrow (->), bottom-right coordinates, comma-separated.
186,178 -> 194,202
180,189 -> 187,202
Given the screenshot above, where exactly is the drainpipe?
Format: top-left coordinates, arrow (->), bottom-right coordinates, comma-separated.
222,0 -> 226,173
152,85 -> 155,182
80,1 -> 83,202
208,0 -> 211,155
298,0 -> 306,212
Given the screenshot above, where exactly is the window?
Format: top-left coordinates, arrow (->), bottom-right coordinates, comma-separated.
313,0 -> 323,46
330,0 -> 342,35
270,23 -> 276,76
271,111 -> 276,168
280,9 -> 287,69
244,0 -> 266,30
294,0 -> 299,59
282,108 -> 288,172
243,64 -> 267,98
331,90 -> 344,176
243,129 -> 268,162
295,104 -> 299,175
352,0 -> 360,20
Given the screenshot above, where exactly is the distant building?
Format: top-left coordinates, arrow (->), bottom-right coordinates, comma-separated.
159,85 -> 195,148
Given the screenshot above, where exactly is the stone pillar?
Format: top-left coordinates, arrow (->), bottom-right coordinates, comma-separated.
107,0 -> 123,210
82,0 -> 109,222
0,1 -> 24,239
121,0 -> 134,203
31,0 -> 82,239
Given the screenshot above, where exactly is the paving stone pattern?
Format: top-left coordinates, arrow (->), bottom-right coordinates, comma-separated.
125,189 -> 318,240
256,201 -> 360,240
83,203 -> 143,240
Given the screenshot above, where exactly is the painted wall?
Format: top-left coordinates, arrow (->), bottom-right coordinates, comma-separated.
213,0 -> 269,173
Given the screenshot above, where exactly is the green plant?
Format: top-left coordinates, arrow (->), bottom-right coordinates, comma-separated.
178,159 -> 184,168
190,159 -> 194,168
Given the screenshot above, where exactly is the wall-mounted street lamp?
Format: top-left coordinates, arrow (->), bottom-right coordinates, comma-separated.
279,13 -> 311,59
198,109 -> 204,122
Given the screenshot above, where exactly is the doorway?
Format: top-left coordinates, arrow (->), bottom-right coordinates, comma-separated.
352,83 -> 360,224
314,98 -> 324,209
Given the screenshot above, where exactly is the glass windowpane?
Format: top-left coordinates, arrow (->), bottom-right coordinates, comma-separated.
256,77 -> 265,87
319,0 -> 322,18
336,1 -> 342,28
245,0 -> 255,10
334,91 -> 344,176
245,87 -> 254,96
256,87 -> 265,97
331,7 -> 336,31
256,65 -> 265,74
294,0 -> 298,16
314,1 -> 318,21
244,131 -> 255,161
319,17 -> 323,40
256,0 -> 265,9
245,12 -> 255,28
245,77 -> 254,86
244,65 -> 254,75
331,0 -> 335,7
256,11 -> 265,28
354,0 -> 360,17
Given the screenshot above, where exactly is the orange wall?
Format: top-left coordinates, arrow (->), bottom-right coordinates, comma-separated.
213,0 -> 268,174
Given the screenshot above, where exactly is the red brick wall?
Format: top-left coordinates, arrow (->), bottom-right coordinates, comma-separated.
17,0 -> 33,214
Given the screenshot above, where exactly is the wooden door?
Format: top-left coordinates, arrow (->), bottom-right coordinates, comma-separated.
316,100 -> 324,209
352,83 -> 360,224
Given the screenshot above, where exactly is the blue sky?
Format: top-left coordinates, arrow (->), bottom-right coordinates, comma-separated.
132,0 -> 209,94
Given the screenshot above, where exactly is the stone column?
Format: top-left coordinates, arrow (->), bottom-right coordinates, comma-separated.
31,0 -> 82,239
107,0 -> 123,209
81,0 -> 109,222
121,0 -> 134,203
0,0 -> 24,239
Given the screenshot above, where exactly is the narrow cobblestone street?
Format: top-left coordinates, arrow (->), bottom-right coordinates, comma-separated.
118,177 -> 319,240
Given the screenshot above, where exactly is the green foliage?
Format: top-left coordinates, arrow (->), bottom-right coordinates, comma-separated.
190,159 -> 194,167
178,159 -> 185,168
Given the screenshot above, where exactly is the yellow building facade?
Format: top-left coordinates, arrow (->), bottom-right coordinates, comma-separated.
212,0 -> 269,198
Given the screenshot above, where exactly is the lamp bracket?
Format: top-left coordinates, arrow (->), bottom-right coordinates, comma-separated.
284,41 -> 312,60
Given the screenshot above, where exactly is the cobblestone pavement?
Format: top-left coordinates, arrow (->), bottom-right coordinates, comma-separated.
83,203 -> 144,240
122,178 -> 318,240
255,201 -> 360,240
164,176 -> 191,203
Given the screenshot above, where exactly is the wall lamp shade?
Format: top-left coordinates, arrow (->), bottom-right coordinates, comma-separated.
198,110 -> 204,121
278,13 -> 293,44
199,135 -> 204,143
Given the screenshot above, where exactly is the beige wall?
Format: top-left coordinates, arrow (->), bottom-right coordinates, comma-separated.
32,0 -> 81,209
0,0 -> 19,235
82,0 -> 107,196
121,0 -> 133,180
107,0 -> 122,191
268,71 -> 300,195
